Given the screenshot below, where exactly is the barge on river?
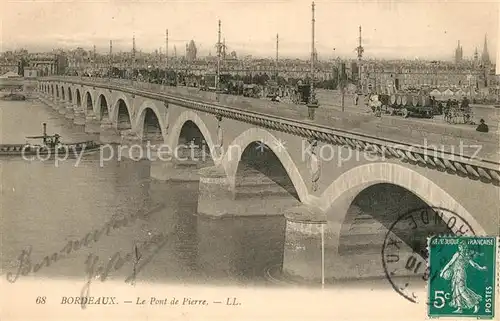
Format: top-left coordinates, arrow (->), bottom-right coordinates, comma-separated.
0,123 -> 100,157
0,93 -> 26,101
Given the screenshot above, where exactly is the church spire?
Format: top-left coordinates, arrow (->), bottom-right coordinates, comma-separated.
482,34 -> 490,65
454,40 -> 463,63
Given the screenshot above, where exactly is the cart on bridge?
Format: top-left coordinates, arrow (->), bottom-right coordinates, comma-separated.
370,92 -> 443,118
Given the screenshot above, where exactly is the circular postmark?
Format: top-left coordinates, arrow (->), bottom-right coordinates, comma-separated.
381,206 -> 476,303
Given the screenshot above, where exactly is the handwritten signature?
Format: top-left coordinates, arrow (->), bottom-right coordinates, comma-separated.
80,232 -> 169,309
6,203 -> 165,283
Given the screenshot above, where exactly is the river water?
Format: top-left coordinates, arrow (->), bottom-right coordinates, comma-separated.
0,99 -> 287,287
1,98 -> 441,300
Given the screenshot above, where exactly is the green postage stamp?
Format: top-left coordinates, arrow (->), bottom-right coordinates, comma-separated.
428,236 -> 498,319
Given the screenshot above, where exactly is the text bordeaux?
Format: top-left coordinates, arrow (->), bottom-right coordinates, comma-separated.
61,296 -> 117,305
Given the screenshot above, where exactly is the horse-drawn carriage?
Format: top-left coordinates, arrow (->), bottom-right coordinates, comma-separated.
442,97 -> 473,124
243,84 -> 261,98
291,83 -> 312,105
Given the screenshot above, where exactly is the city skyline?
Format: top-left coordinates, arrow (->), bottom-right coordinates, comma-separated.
1,0 -> 498,61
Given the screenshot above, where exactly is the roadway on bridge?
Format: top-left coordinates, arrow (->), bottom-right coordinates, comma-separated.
215,89 -> 499,162
46,77 -> 500,162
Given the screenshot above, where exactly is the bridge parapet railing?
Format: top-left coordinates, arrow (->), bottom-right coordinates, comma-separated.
40,76 -> 500,185
58,77 -> 220,103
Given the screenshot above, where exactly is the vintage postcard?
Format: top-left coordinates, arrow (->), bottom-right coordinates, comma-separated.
1,0 -> 499,320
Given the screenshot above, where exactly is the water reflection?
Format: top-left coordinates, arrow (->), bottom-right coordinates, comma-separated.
196,215 -> 285,284
1,154 -> 286,285
2,99 -> 427,291
1,100 -> 287,285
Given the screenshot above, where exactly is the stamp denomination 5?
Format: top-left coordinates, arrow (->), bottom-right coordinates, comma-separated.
427,235 -> 497,319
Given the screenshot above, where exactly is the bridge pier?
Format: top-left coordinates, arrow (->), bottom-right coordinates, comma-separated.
73,108 -> 85,125
99,119 -> 121,144
64,104 -> 74,119
281,199 -> 431,283
58,102 -> 67,115
52,98 -> 61,112
37,95 -> 48,105
42,96 -> 57,110
150,146 -> 208,182
150,157 -> 200,182
120,129 -> 142,145
196,164 -> 300,218
281,205 -> 331,282
43,95 -> 54,108
118,132 -> 160,161
196,166 -> 234,218
85,114 -> 100,134
52,98 -> 61,111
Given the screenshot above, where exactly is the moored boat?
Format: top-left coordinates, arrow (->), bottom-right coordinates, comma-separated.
0,141 -> 100,156
0,93 -> 26,101
0,123 -> 100,157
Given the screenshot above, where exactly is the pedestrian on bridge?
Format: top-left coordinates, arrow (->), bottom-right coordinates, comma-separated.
475,119 -> 489,133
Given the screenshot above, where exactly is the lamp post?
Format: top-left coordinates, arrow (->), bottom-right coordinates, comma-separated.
109,40 -> 112,81
165,29 -> 169,70
92,45 -> 97,80
356,26 -> 364,94
131,34 -> 136,84
275,33 -> 279,82
339,60 -> 346,112
332,47 -> 336,88
216,20 -> 222,94
307,1 -> 319,121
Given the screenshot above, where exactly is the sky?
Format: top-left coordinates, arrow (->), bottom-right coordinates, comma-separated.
1,0 -> 498,61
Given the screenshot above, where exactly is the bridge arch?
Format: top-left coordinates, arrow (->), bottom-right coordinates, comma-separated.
56,85 -> 59,98
116,100 -> 132,130
75,88 -> 82,108
319,163 -> 485,252
67,87 -> 73,104
135,101 -> 166,142
51,84 -> 54,97
167,110 -> 215,158
111,94 -> 132,130
61,86 -> 65,101
96,93 -> 110,121
84,91 -> 94,114
223,128 -> 308,202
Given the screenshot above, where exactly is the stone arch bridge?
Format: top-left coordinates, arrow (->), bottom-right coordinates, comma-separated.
38,77 -> 499,282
